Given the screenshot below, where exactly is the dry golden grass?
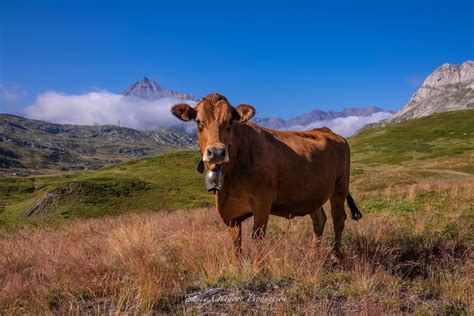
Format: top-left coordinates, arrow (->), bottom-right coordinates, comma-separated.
0,183 -> 473,314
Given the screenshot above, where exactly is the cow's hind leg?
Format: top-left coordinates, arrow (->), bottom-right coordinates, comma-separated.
309,206 -> 327,243
330,194 -> 347,258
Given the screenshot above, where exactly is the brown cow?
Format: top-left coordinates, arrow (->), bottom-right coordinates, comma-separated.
171,93 -> 362,255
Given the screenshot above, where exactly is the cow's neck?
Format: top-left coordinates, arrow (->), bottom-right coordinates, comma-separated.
215,123 -> 258,222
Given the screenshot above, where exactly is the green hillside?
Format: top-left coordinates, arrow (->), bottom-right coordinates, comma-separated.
0,151 -> 211,228
0,110 -> 473,229
350,110 -> 474,192
351,110 -> 474,165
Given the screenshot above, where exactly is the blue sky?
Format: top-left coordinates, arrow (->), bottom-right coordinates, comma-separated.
0,0 -> 472,118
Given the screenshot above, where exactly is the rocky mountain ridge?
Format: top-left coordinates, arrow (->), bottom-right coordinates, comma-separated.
0,114 -> 197,175
386,60 -> 474,123
255,106 -> 390,129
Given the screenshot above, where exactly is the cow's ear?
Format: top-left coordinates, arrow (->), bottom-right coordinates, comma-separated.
235,104 -> 255,123
171,103 -> 197,122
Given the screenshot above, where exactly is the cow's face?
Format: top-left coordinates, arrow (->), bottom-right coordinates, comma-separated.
171,93 -> 255,170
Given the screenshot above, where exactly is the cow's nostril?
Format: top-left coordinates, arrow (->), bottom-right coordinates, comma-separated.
220,148 -> 226,158
207,148 -> 213,158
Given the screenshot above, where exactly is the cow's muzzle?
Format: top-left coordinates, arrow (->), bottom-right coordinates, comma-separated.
203,144 -> 229,164
205,166 -> 224,192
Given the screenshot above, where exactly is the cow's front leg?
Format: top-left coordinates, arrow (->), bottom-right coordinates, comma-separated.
251,201 -> 271,272
252,205 -> 271,239
228,221 -> 242,255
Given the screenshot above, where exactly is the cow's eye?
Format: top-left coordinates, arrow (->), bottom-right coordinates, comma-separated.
227,119 -> 233,131
196,119 -> 203,129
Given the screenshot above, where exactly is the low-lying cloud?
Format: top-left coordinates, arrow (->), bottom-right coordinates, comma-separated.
24,91 -> 189,131
285,111 -> 393,137
24,90 -> 391,136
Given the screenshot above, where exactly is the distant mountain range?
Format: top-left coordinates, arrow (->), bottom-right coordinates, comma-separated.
0,114 -> 197,175
255,106 -> 390,129
123,64 -> 474,133
123,62 -> 474,131
123,77 -> 197,101
382,61 -> 474,124
122,77 -> 392,131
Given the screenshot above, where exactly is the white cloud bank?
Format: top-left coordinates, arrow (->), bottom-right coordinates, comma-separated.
24,90 -> 391,136
285,111 -> 393,137
24,91 -> 189,130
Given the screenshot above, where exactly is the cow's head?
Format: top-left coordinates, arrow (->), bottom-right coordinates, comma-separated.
171,93 -> 255,171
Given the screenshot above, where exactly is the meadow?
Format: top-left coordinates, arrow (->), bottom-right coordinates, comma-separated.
0,110 -> 473,313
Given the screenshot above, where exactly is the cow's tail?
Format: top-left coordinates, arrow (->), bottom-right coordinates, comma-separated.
347,193 -> 363,221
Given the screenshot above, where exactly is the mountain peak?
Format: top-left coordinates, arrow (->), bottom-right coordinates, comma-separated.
386,60 -> 474,123
123,78 -> 197,101
139,77 -> 158,86
423,60 -> 474,88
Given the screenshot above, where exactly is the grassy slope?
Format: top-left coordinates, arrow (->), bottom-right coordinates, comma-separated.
350,109 -> 474,192
0,109 -> 473,228
351,109 -> 473,165
0,151 -> 211,228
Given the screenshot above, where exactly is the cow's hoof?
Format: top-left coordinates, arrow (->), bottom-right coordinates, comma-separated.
329,252 -> 342,266
329,248 -> 344,265
351,212 -> 363,221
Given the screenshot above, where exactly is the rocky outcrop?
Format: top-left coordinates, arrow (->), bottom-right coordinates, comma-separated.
387,61 -> 474,123
25,182 -> 81,216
